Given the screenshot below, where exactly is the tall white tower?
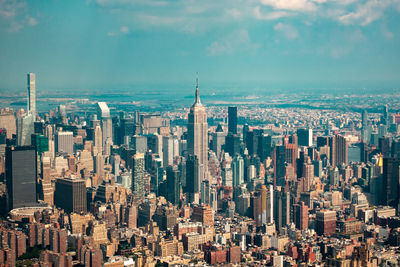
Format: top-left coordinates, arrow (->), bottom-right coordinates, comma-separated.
27,73 -> 36,116
187,76 -> 208,183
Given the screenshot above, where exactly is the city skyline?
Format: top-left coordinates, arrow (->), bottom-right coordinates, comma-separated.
1,0 -> 400,90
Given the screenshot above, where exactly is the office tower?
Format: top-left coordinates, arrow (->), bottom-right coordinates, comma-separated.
361,110 -> 370,143
232,154 -> 244,186
97,102 -> 113,147
0,128 -> 6,144
295,201 -> 308,230
16,113 -> 34,146
328,167 -> 339,186
274,187 -> 290,232
334,135 -> 348,166
166,166 -> 180,205
132,153 -> 145,199
211,126 -> 226,158
55,131 -> 74,155
246,131 -> 259,156
93,125 -> 102,156
162,135 -> 173,167
228,106 -> 237,134
379,137 -> 391,157
125,204 -> 137,229
186,155 -> 199,203
266,185 -> 274,224
257,134 -> 272,162
54,177 -> 87,213
284,135 -> 297,171
139,113 -> 170,135
303,162 -> 314,191
313,160 -> 322,177
273,145 -> 286,188
187,77 -> 208,183
382,104 -> 389,126
316,210 -> 336,236
31,134 -> 49,156
27,73 -> 36,116
297,128 -> 313,147
6,146 -> 37,210
382,157 -> 400,207
131,135 -> 147,153
119,117 -> 135,145
225,133 -> 241,157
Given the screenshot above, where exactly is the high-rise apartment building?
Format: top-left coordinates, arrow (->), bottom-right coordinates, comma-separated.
132,153 -> 145,199
27,73 -> 36,116
6,146 -> 37,211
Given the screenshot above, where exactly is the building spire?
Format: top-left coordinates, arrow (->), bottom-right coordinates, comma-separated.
195,72 -> 201,105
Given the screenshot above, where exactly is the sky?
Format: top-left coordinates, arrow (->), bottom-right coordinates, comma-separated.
0,0 -> 400,91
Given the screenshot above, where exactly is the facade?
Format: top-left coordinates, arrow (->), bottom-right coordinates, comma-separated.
97,102 -> 113,147
297,128 -> 313,147
132,153 -> 145,199
54,177 -> 87,213
6,146 -> 37,211
27,73 -> 36,116
16,113 -> 34,146
228,106 -> 237,134
187,78 -> 208,184
316,210 -> 337,236
55,131 -> 74,155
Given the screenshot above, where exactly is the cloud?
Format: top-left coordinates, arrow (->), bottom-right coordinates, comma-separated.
0,0 -> 39,32
254,6 -> 291,20
120,25 -> 129,33
28,17 -> 37,26
338,0 -> 393,26
260,0 -> 318,12
206,29 -> 260,56
274,23 -> 299,40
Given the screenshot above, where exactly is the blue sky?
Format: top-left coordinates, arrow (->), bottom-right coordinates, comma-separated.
0,0 -> 400,91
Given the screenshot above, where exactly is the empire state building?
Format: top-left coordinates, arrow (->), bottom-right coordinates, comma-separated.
187,77 -> 208,184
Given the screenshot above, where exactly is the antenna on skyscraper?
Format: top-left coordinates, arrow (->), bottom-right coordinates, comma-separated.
196,72 -> 199,89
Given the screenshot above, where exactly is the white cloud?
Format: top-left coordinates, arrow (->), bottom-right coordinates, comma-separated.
120,25 -> 129,33
28,17 -> 37,26
206,29 -> 260,56
254,6 -> 291,20
338,0 -> 393,26
260,0 -> 318,11
274,23 -> 299,39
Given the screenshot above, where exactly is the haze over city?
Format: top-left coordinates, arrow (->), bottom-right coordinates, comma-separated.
0,1 -> 400,267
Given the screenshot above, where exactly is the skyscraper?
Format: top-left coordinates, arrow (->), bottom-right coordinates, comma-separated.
16,113 -> 34,146
97,102 -> 113,147
27,73 -> 36,116
232,154 -> 244,187
186,154 -> 199,203
93,125 -> 102,156
187,77 -> 208,183
166,165 -> 180,205
6,146 -> 37,211
55,131 -> 74,155
382,157 -> 400,207
54,177 -> 87,213
295,201 -> 309,230
297,128 -> 313,147
225,133 -> 241,157
228,107 -> 237,134
132,153 -> 145,199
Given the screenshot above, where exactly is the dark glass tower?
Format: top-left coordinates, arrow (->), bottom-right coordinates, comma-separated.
54,177 -> 87,213
6,146 -> 37,211
228,106 -> 237,134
